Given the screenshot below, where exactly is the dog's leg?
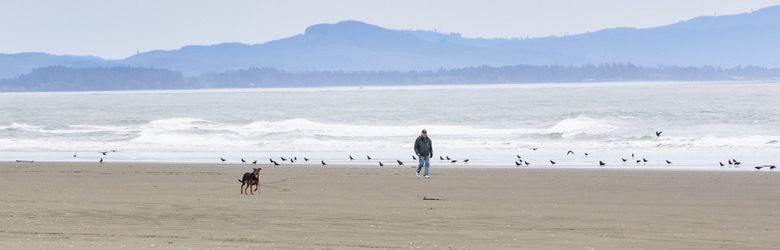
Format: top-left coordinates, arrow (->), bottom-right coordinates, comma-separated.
241,182 -> 246,194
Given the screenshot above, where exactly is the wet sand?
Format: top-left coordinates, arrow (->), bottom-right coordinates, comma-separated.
0,162 -> 778,249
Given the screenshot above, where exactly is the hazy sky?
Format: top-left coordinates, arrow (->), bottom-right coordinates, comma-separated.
2,0 -> 779,59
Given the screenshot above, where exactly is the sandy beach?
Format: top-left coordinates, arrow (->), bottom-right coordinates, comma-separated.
0,162 -> 778,249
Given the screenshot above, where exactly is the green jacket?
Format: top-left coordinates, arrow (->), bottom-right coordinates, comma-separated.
414,136 -> 433,157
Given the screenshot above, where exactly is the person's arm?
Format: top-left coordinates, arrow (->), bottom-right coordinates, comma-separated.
429,140 -> 433,158
414,138 -> 420,156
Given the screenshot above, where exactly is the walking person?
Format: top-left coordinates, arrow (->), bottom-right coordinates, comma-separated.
414,129 -> 433,179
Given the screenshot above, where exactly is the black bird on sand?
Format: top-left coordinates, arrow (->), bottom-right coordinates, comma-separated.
99,158 -> 103,163
241,158 -> 246,163
524,160 -> 530,166
349,155 -> 354,160
642,158 -> 648,164
273,161 -> 280,166
379,162 -> 384,167
515,161 -> 521,167
412,155 -> 417,160
636,160 -> 641,164
269,158 -> 274,163
440,156 -> 445,160
321,160 -> 327,166
304,157 -> 310,162
550,160 -> 556,165
599,161 -> 606,166
728,159 -> 733,165
566,150 -> 574,156
450,160 -> 457,164
656,131 -> 663,137
366,155 -> 372,160
290,158 -> 295,163
220,157 -> 226,162
280,157 -> 287,161
252,160 -> 257,164
733,159 -> 742,166
770,165 -> 776,170
397,160 -> 404,165
719,162 -> 724,167
755,166 -> 763,170
446,156 -> 451,160
666,160 -> 672,165
464,159 -> 470,164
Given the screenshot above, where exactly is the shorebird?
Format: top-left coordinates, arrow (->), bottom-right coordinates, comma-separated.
636,160 -> 641,164
349,155 -> 354,160
566,150 -> 574,156
728,159 -> 733,165
464,159 -> 470,164
269,158 -> 274,163
642,158 -> 648,164
770,165 -> 776,170
366,155 -> 372,160
379,162 -> 384,167
631,153 -> 635,158
531,147 -> 539,151
440,156 -> 445,160
733,159 -> 741,166
290,158 -> 294,163
252,160 -> 257,164
397,160 -> 404,166
321,161 -> 327,166
622,158 -> 627,163
100,151 -> 108,156
446,156 -> 451,161
515,161 -> 521,167
280,157 -> 287,161
220,157 -> 226,162
666,160 -> 672,165
719,162 -> 724,167
656,131 -> 663,137
599,161 -> 606,166
241,158 -> 246,163
516,154 -> 522,159
450,160 -> 457,164
99,158 -> 103,163
294,157 -> 298,161
550,160 -> 556,165
755,166 -> 763,170
524,160 -> 530,166
304,157 -> 310,162
73,152 -> 77,158
273,161 -> 280,166
584,152 -> 589,158
412,155 -> 417,160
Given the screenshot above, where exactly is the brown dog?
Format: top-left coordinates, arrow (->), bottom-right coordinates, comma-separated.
238,168 -> 261,195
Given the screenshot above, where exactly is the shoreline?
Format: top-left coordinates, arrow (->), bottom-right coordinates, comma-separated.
1,162 -> 778,249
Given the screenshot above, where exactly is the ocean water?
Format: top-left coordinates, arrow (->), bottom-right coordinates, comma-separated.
1,81 -> 779,170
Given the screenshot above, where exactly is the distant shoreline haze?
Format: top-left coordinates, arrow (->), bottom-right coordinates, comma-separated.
0,64 -> 779,92
0,4 -> 779,91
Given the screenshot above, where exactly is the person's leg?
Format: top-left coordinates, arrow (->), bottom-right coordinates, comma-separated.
416,155 -> 424,175
424,156 -> 430,176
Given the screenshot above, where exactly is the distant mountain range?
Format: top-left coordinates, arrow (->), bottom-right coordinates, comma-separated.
1,4 -> 779,80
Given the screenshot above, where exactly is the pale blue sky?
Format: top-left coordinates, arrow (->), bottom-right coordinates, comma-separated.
2,0 -> 779,59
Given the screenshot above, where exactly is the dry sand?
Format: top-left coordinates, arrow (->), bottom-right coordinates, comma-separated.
0,162 -> 778,249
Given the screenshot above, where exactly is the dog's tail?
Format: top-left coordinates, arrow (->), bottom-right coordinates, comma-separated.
238,179 -> 243,183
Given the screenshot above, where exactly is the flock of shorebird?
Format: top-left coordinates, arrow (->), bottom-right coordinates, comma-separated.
72,130 -> 776,171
